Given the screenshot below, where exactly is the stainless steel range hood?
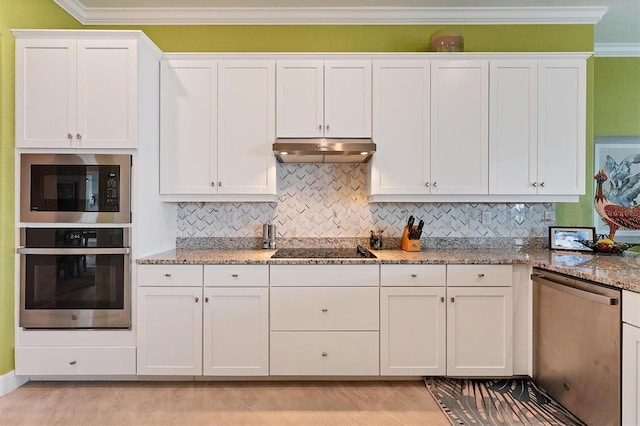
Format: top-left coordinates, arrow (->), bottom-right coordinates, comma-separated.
273,138 -> 376,163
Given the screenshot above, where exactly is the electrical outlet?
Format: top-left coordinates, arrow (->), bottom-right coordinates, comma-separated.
481,211 -> 492,224
544,211 -> 555,222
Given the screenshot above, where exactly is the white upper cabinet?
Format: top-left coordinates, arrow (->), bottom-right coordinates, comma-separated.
430,60 -> 489,195
369,60 -> 431,196
14,32 -> 154,149
537,60 -> 586,195
489,59 -> 586,196
276,60 -> 371,138
160,59 -> 276,198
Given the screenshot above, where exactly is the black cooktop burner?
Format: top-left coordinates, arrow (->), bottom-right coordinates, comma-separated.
271,245 -> 376,259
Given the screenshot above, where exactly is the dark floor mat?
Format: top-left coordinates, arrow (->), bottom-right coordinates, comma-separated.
425,377 -> 587,426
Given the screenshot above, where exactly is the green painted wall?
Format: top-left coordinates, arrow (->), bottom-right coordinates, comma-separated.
594,57 -> 640,136
0,0 -> 596,376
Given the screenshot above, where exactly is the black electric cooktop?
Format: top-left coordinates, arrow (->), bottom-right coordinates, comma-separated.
271,245 -> 376,259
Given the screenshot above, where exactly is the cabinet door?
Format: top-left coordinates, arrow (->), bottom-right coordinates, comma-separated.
202,287 -> 269,376
447,286 -> 513,376
276,60 -> 324,137
15,39 -> 77,148
324,60 -> 372,137
380,287 -> 446,376
623,324 -> 640,426
217,60 -> 276,195
370,60 -> 430,195
137,286 -> 203,375
76,39 -> 137,149
489,60 -> 538,195
160,60 -> 217,194
537,60 -> 586,195
431,60 -> 488,194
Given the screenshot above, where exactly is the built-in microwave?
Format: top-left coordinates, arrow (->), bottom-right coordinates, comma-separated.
20,154 -> 131,224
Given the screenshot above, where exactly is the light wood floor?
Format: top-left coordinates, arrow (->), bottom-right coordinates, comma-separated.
0,380 -> 451,425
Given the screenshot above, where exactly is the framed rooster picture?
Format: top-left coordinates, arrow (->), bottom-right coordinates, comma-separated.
594,137 -> 640,241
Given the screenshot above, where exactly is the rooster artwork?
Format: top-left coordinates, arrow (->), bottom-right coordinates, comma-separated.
594,151 -> 640,240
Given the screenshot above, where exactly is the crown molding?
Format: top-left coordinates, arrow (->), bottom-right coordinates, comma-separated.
594,43 -> 640,57
53,2 -> 607,26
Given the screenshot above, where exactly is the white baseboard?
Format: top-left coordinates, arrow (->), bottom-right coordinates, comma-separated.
0,370 -> 29,396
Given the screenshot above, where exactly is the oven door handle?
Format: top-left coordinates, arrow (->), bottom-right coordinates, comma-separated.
531,273 -> 618,305
17,247 -> 130,255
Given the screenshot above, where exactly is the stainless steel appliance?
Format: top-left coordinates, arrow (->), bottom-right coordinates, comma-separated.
18,227 -> 131,329
273,139 -> 376,163
271,245 -> 377,259
20,153 -> 131,223
532,268 -> 621,426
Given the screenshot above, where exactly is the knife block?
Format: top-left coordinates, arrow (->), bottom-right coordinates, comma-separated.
401,226 -> 420,252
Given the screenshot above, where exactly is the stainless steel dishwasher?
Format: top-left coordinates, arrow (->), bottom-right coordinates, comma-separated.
532,268 -> 621,426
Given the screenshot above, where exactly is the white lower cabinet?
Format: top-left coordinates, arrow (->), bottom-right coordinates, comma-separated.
15,346 -> 136,376
136,264 -> 269,376
446,265 -> 514,377
623,290 -> 640,425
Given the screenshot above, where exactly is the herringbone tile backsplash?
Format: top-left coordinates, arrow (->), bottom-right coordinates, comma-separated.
177,164 -> 554,238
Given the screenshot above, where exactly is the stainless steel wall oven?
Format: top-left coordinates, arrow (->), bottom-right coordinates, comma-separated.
18,228 -> 131,329
20,153 -> 131,224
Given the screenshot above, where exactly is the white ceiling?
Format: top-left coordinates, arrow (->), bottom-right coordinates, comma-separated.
54,0 -> 640,50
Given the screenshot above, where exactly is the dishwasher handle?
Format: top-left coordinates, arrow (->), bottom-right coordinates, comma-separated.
532,273 -> 619,306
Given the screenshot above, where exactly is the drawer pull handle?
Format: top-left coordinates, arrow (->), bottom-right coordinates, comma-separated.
322,352 -> 328,357
411,274 -> 417,278
321,308 -> 328,312
231,274 -> 239,278
69,360 -> 77,365
164,273 -> 171,277
478,273 -> 485,278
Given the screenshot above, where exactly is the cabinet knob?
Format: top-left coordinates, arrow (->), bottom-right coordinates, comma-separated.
440,297 -> 445,303
205,297 -> 209,303
478,273 -> 485,278
76,133 -> 82,141
195,297 -> 199,303
532,182 -> 538,187
321,352 -> 328,357
433,182 -> 437,188
425,182 -> 430,187
211,182 -> 216,187
69,360 -> 77,365
326,124 -> 330,131
540,182 -> 545,188
450,297 -> 455,303
164,273 -> 171,277
321,308 -> 328,312
231,274 -> 239,278
318,124 -> 322,131
67,133 -> 73,140
218,181 -> 222,187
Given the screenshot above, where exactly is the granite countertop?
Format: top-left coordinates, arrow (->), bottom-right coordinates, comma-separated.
137,248 -> 640,293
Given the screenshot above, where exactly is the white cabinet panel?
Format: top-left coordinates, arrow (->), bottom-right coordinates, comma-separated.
137,264 -> 203,287
446,286 -> 513,377
380,264 -> 446,287
161,60 -> 217,194
270,264 -> 379,287
203,287 -> 269,376
137,286 -> 203,375
271,287 -> 379,331
380,287 -> 446,376
431,60 -> 488,195
15,346 -> 135,376
369,60 -> 430,195
489,60 -> 538,195
270,331 -> 379,376
276,60 -> 371,138
446,265 -> 513,287
537,60 -> 586,195
204,264 -> 269,287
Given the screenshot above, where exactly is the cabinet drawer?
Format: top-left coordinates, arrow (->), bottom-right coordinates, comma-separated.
137,265 -> 202,287
204,265 -> 269,287
270,331 -> 379,375
380,265 -> 446,286
270,264 -> 379,287
447,265 -> 512,287
15,346 -> 136,376
271,287 -> 379,331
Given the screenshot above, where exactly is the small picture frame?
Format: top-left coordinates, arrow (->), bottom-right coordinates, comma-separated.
549,226 -> 595,252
